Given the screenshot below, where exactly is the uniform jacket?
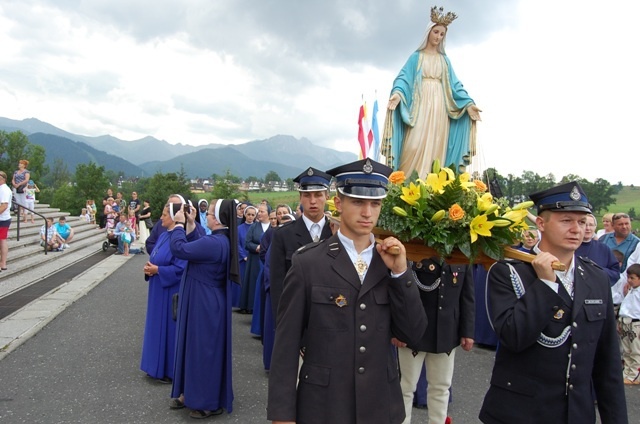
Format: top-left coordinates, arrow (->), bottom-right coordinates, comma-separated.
407,258 -> 475,353
269,217 -> 332,316
479,258 -> 628,424
267,235 -> 428,424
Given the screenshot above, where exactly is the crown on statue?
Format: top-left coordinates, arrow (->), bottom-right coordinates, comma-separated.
430,6 -> 457,27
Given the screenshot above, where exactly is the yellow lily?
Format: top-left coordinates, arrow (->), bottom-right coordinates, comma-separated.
393,206 -> 408,217
501,209 -> 529,225
425,169 -> 453,194
458,172 -> 476,191
477,193 -> 494,212
485,204 -> 499,215
431,159 -> 441,174
512,200 -> 534,211
431,209 -> 446,222
470,214 -> 495,243
491,218 -> 513,228
400,182 -> 421,206
442,167 -> 455,182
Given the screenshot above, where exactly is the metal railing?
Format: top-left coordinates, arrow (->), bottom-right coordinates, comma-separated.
14,201 -> 50,254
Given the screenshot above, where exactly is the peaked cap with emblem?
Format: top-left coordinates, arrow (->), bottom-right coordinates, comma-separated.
529,181 -> 592,214
293,167 -> 332,192
326,158 -> 392,199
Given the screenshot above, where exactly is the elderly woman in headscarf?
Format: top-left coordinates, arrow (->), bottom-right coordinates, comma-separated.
236,204 -> 257,309
239,202 -> 270,315
168,199 -> 240,419
140,200 -> 188,383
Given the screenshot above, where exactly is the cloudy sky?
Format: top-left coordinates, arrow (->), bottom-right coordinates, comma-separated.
1,0 -> 638,184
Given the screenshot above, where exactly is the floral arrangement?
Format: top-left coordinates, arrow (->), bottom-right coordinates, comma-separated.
375,161 -> 533,261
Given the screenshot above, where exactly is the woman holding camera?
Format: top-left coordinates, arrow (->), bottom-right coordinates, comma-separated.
140,202 -> 187,383
168,199 -> 240,419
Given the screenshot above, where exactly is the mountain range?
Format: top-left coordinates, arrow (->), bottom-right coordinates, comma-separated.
0,117 -> 357,179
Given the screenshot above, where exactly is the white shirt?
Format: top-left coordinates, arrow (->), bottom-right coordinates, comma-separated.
0,183 -> 12,221
301,214 -> 326,240
533,243 -> 575,298
337,230 -> 375,282
619,286 -> 640,319
612,242 -> 640,302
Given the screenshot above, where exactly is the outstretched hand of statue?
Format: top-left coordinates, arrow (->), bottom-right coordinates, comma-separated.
387,93 -> 401,111
468,104 -> 482,121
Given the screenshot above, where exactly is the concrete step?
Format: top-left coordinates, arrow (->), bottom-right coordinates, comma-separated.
0,229 -> 122,291
9,217 -> 98,240
6,227 -> 105,263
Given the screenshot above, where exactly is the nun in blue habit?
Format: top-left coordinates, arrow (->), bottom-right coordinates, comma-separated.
140,203 -> 188,381
169,199 -> 240,418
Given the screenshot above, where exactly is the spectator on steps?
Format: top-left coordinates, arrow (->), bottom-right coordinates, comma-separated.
40,218 -> 62,252
24,180 -> 39,224
53,216 -> 74,249
12,159 -> 30,222
100,188 -> 114,228
114,213 -> 142,255
0,171 -> 12,270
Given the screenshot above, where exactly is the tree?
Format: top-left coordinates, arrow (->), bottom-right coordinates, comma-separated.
75,162 -> 111,206
628,207 -> 636,220
580,178 -> 618,214
44,158 -> 72,189
211,170 -> 243,200
143,171 -> 192,220
265,170 -> 281,183
0,130 -> 47,180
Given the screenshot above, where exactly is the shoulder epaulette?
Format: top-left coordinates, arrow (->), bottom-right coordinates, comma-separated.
295,239 -> 324,255
578,256 -> 603,270
497,258 -> 524,265
278,220 -> 295,230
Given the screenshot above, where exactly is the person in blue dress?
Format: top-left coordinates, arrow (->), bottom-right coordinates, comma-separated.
576,214 -> 620,286
239,203 -> 270,315
140,199 -> 188,383
168,199 -> 240,419
194,199 -> 212,235
236,205 -> 257,308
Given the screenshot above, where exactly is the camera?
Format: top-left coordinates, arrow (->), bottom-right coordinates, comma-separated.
170,200 -> 193,221
170,203 -> 183,217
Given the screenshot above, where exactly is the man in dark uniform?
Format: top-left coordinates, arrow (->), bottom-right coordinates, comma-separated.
267,158 -> 428,424
479,181 -> 628,424
393,258 -> 475,424
269,167 -> 333,319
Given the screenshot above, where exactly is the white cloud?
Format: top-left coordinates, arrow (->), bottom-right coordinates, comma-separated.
0,0 -> 638,184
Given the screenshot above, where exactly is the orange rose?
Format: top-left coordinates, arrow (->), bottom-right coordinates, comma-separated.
448,204 -> 465,221
389,171 -> 406,185
474,179 -> 488,192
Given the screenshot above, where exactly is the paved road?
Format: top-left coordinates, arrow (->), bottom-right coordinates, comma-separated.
0,254 -> 637,423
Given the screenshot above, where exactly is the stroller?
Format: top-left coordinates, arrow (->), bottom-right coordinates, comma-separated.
101,206 -> 119,252
102,228 -> 119,252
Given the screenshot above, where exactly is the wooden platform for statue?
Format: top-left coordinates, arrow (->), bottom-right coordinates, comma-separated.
373,228 -> 495,269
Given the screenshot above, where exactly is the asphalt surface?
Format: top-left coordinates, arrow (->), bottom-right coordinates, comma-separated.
0,254 -> 637,423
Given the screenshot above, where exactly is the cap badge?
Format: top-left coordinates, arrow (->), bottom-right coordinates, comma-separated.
553,309 -> 565,320
363,159 -> 373,174
569,186 -> 581,201
335,294 -> 348,308
307,168 -> 314,176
